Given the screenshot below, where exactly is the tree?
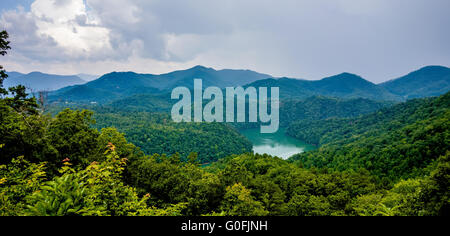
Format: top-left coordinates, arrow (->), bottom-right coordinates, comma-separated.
0,30 -> 11,96
220,183 -> 268,216
0,30 -> 38,114
5,85 -> 38,115
0,156 -> 46,216
46,109 -> 99,170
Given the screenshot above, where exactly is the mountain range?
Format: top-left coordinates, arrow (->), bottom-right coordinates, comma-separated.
5,65 -> 450,103
5,71 -> 86,92
48,66 -> 271,102
246,73 -> 400,101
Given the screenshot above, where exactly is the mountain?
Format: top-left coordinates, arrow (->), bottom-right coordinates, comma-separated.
247,73 -> 400,101
151,65 -> 272,90
49,65 -> 271,103
49,65 -> 450,104
106,93 -> 174,112
5,72 -> 85,92
289,91 -> 450,181
380,66 -> 450,99
49,85 -> 128,103
5,71 -> 24,80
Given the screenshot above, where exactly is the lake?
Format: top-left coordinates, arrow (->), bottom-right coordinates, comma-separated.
240,127 -> 316,160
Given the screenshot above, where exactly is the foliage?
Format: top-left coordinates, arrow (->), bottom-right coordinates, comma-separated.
350,152 -> 450,216
23,144 -> 182,216
92,111 -> 252,164
0,30 -> 11,95
220,183 -> 269,216
290,92 -> 450,181
24,170 -> 102,216
0,156 -> 46,216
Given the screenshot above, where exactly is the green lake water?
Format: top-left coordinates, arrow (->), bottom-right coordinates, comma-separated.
240,128 -> 316,160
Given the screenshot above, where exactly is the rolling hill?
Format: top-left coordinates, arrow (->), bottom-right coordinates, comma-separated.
380,66 -> 450,99
289,91 -> 450,181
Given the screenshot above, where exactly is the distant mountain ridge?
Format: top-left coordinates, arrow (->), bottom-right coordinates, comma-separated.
41,65 -> 450,103
380,66 -> 450,99
5,71 -> 85,92
247,66 -> 450,101
49,66 -> 272,102
246,73 -> 400,101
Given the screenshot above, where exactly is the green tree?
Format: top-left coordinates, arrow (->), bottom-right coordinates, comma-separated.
0,156 -> 46,216
46,109 -> 100,170
0,30 -> 11,96
220,183 -> 268,216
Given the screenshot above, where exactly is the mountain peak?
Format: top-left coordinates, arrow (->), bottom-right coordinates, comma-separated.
28,71 -> 45,76
335,72 -> 362,78
322,72 -> 370,84
410,65 -> 450,75
188,65 -> 215,72
381,65 -> 450,99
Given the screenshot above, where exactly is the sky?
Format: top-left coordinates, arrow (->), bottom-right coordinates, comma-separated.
1,0 -> 449,83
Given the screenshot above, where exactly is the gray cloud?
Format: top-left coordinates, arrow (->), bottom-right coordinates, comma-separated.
1,0 -> 449,83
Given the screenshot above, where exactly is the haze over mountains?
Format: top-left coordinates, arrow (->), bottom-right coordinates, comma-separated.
6,65 -> 450,103
5,72 -> 87,91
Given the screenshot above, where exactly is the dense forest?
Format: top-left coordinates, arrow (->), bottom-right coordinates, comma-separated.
0,31 -> 448,216
288,93 -> 449,182
92,111 -> 252,164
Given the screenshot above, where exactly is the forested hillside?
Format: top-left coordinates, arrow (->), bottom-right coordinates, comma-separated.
381,66 -> 450,99
289,92 -> 450,182
245,75 -> 400,101
280,96 -> 392,126
1,97 -> 448,215
93,111 -> 252,163
233,96 -> 393,129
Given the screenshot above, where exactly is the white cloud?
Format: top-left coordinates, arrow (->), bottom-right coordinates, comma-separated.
32,0 -> 112,57
1,0 -> 113,60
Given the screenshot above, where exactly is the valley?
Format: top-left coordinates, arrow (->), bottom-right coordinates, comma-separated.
1,63 -> 449,216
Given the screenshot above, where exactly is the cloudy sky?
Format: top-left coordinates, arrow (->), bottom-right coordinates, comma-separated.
1,0 -> 449,83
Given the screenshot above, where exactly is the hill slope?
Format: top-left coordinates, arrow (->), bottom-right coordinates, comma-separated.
289,92 -> 450,181
380,66 -> 450,99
